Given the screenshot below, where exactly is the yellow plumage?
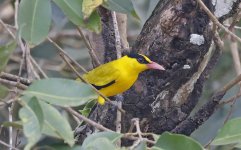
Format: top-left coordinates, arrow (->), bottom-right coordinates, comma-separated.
83,54 -> 165,105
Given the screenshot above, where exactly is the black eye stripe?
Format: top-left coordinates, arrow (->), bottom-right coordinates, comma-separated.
127,53 -> 150,64
137,57 -> 149,64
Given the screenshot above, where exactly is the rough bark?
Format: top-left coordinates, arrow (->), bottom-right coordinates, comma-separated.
88,7 -> 118,63
76,0 -> 241,143
218,0 -> 241,23
125,0 -> 213,134
172,42 -> 223,134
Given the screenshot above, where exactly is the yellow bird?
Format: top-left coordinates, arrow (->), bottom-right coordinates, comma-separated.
83,53 -> 165,105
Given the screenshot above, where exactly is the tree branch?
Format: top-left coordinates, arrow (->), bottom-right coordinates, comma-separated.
172,66 -> 241,135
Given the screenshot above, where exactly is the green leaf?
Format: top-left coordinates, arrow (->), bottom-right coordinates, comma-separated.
52,0 -> 101,33
0,85 -> 9,99
42,121 -> 62,139
1,121 -> 22,129
82,0 -> 103,18
235,143 -> 241,148
18,0 -> 51,46
84,138 -> 117,150
40,101 -> 75,146
37,144 -> 82,150
52,0 -> 83,25
0,42 -> 16,71
134,141 -> 147,150
82,131 -> 122,147
86,10 -> 102,33
152,132 -> 204,150
212,118 -> 241,145
79,108 -> 92,117
19,98 -> 42,150
22,78 -> 98,107
28,97 -> 44,129
152,134 -> 160,142
102,0 -> 139,19
79,99 -> 96,116
19,96 -> 74,148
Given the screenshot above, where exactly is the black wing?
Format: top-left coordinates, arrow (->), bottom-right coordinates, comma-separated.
92,80 -> 116,90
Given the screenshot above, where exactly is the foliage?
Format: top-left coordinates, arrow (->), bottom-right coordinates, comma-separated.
22,78 -> 97,107
18,0 -> 51,45
0,42 -> 16,71
18,78 -> 97,149
212,118 -> 241,147
13,0 -> 138,146
152,132 -> 204,150
17,0 -> 138,46
0,0 -> 241,150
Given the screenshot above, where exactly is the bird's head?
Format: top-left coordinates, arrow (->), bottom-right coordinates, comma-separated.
126,53 -> 165,72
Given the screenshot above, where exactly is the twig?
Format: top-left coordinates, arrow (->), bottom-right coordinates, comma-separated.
17,34 -> 26,80
65,107 -> 112,132
116,95 -> 122,146
223,24 -> 241,124
116,96 -> 122,132
47,37 -> 88,73
25,44 -> 40,80
59,53 -> 125,114
128,120 -> 135,133
8,1 -> 21,149
204,137 -> 215,148
196,0 -> 241,44
224,24 -> 241,30
124,132 -> 156,137
132,118 -> 143,140
230,37 -> 241,76
14,0 -> 19,29
30,56 -> 48,78
0,72 -> 31,85
172,71 -> 241,135
76,27 -> 101,67
223,100 -> 237,124
112,11 -> 123,147
0,78 -> 27,90
49,29 -> 81,39
219,92 -> 241,105
72,115 -> 82,125
123,134 -> 155,145
222,9 -> 241,39
0,98 -> 18,107
128,118 -> 145,149
14,129 -> 20,148
0,19 -> 15,39
218,92 -> 241,145
208,35 -> 241,144
0,140 -> 19,150
111,11 -> 122,58
220,74 -> 241,93
24,44 -> 32,79
8,106 -> 13,150
115,13 -> 129,50
66,107 -> 155,144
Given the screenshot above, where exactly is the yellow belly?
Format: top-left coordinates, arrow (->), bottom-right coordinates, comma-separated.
97,74 -> 138,105
100,74 -> 138,97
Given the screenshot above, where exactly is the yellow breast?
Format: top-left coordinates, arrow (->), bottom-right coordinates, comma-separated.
83,55 -> 148,105
99,71 -> 138,97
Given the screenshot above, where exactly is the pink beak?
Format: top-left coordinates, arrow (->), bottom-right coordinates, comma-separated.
147,61 -> 165,70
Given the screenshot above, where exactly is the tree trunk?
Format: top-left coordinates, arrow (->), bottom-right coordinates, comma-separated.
76,0 -> 241,143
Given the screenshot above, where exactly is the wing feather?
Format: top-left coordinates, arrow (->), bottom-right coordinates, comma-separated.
83,63 -> 120,88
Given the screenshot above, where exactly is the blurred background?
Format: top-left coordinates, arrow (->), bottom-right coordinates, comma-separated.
0,0 -> 240,148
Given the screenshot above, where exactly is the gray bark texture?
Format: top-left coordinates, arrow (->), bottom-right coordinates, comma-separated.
75,0 -> 241,144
